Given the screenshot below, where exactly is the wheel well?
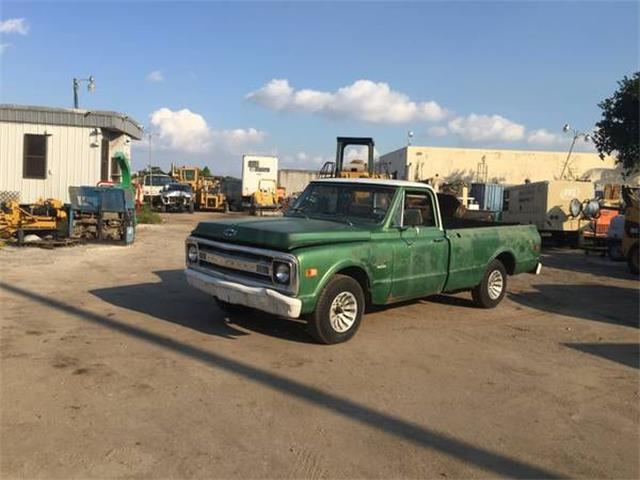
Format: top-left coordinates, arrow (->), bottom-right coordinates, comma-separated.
337,266 -> 371,305
495,251 -> 516,275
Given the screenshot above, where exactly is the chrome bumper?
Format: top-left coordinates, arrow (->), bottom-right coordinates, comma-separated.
185,268 -> 302,318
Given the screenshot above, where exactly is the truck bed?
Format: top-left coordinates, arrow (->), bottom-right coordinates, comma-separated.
443,221 -> 539,292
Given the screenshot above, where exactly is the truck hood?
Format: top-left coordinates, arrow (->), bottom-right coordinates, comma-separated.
191,216 -> 372,250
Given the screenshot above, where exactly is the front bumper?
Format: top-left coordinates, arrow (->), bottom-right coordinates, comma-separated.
185,268 -> 302,318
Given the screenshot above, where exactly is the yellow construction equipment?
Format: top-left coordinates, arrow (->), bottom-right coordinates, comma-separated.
622,187 -> 639,274
319,137 -> 390,179
0,198 -> 67,243
171,166 -> 229,211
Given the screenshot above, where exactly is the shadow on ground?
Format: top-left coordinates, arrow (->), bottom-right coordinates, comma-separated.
541,249 -> 637,281
564,343 -> 639,369
0,280 -> 564,479
509,283 -> 639,329
89,269 -> 313,344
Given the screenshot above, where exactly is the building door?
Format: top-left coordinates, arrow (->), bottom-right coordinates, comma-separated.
100,139 -> 109,182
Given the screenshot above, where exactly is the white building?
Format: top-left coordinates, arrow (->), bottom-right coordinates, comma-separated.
0,104 -> 143,203
380,145 -> 629,186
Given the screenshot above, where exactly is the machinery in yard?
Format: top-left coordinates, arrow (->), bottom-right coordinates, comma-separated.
68,186 -> 135,244
319,137 -> 389,179
171,166 -> 230,211
621,186 -> 639,274
0,196 -> 67,243
502,180 -> 595,244
241,155 -> 279,215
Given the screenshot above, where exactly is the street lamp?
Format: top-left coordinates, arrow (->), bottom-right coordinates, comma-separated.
407,130 -> 414,146
560,123 -> 592,179
73,75 -> 96,109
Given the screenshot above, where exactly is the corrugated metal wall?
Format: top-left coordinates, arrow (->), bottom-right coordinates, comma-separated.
278,169 -> 318,195
0,121 -> 101,203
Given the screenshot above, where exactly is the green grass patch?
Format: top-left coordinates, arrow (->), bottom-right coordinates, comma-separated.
137,204 -> 162,224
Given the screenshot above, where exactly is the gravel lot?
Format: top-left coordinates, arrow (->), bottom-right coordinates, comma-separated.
1,212 -> 638,479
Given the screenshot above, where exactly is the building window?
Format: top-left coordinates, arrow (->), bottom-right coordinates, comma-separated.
23,134 -> 47,179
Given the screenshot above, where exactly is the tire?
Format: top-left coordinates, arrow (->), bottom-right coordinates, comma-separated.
306,274 -> 365,344
627,245 -> 639,275
214,298 -> 252,317
188,202 -> 195,214
471,259 -> 508,309
608,243 -> 624,261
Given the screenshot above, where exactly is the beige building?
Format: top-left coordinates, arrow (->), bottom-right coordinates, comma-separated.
380,145 -> 626,186
0,104 -> 143,203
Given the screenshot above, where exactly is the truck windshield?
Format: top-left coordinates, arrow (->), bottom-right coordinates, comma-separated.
144,175 -> 172,186
287,183 -> 396,224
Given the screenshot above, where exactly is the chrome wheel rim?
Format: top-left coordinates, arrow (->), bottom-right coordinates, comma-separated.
487,270 -> 504,300
329,291 -> 358,333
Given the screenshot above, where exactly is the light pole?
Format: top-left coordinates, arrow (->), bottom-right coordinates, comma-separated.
147,132 -> 155,191
73,75 -> 96,108
560,123 -> 592,180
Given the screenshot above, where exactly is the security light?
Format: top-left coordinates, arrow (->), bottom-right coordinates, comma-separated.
562,124 -> 570,133
87,76 -> 96,92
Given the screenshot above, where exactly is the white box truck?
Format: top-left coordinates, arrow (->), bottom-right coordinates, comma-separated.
241,155 -> 279,213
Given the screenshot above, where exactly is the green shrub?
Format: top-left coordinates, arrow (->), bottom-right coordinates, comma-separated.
136,205 -> 162,224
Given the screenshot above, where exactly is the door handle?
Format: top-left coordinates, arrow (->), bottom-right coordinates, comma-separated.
432,237 -> 445,243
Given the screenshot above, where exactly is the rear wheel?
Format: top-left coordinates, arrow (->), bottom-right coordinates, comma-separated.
472,259 -> 507,308
306,274 -> 365,344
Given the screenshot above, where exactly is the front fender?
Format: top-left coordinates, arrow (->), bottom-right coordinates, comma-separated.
295,243 -> 374,315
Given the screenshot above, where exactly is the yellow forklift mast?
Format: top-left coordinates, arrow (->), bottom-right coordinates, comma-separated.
319,137 -> 390,179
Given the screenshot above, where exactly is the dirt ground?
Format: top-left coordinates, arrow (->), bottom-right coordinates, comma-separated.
1,212 -> 638,479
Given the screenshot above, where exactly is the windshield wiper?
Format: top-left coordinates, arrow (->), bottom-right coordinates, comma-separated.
288,206 -> 309,219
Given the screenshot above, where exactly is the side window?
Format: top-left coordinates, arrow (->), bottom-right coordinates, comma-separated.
23,134 -> 47,179
403,191 -> 437,227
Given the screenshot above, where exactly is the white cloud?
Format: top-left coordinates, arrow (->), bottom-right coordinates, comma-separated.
447,114 -> 525,142
149,107 -> 265,155
0,18 -> 28,35
527,128 -> 563,147
214,128 -> 266,154
247,79 -> 447,124
427,125 -> 448,137
147,70 -> 164,82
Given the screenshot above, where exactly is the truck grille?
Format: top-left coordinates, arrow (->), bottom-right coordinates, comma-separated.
186,237 -> 298,294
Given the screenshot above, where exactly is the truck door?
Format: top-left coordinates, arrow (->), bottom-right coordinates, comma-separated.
390,189 -> 449,300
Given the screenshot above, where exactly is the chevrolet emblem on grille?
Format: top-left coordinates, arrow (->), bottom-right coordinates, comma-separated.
223,228 -> 237,239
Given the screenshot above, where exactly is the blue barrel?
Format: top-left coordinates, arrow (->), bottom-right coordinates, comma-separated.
470,183 -> 504,212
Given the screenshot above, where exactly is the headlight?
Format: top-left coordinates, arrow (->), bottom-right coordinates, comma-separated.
274,262 -> 290,284
187,245 -> 198,263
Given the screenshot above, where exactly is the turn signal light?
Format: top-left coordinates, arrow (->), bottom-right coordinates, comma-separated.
305,268 -> 318,278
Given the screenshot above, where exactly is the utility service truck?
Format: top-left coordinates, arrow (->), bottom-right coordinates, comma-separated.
185,178 -> 542,344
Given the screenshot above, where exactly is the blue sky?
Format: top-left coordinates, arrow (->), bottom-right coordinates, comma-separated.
1,1 -> 638,174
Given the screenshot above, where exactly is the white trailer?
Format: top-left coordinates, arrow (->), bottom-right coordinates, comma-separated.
241,155 -> 279,211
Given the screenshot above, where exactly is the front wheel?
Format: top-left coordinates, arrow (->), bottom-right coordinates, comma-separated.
306,274 -> 365,344
471,259 -> 507,308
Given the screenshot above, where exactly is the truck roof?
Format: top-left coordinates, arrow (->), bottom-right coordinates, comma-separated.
311,177 -> 435,191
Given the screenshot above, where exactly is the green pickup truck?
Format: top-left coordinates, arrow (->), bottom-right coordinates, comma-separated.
185,179 -> 541,344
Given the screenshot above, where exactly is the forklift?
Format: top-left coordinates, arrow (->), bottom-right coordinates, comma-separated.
319,137 -> 389,179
